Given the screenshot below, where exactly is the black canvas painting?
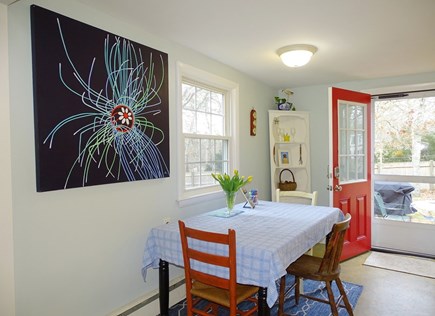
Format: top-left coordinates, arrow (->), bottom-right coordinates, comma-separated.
30,5 -> 169,192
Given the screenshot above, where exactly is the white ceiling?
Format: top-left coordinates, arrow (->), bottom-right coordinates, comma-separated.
5,0 -> 435,89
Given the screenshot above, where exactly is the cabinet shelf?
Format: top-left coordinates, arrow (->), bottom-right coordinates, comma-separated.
275,165 -> 306,169
274,141 -> 304,145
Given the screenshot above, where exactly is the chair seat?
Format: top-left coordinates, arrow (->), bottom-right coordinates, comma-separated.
287,254 -> 341,282
191,281 -> 259,308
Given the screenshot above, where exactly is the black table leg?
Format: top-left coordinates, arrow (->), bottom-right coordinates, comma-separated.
159,259 -> 169,315
258,287 -> 270,316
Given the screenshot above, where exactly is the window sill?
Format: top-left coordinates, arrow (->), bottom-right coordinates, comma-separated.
177,190 -> 222,208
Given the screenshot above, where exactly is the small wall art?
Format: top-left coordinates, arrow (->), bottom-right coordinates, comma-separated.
278,150 -> 291,167
31,5 -> 169,192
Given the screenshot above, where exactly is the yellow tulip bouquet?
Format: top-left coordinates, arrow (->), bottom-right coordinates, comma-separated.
211,170 -> 253,211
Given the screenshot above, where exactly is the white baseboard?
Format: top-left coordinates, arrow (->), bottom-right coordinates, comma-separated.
109,275 -> 186,316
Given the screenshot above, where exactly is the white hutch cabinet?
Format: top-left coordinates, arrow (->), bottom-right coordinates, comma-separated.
268,110 -> 311,201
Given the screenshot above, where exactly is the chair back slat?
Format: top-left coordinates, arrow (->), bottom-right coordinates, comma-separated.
318,213 -> 351,274
188,248 -> 230,268
184,225 -> 231,244
190,270 -> 230,289
276,189 -> 318,205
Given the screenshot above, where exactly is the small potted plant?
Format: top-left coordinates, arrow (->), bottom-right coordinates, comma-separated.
275,89 -> 295,111
211,170 -> 253,213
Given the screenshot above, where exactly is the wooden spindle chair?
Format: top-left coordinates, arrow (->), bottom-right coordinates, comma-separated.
278,214 -> 353,316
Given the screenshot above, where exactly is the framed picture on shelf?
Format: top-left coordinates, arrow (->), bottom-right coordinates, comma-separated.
240,188 -> 255,209
278,150 -> 291,167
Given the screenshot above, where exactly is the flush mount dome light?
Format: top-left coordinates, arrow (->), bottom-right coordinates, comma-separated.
277,44 -> 317,67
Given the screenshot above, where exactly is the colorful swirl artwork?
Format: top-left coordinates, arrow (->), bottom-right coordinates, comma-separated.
31,5 -> 169,191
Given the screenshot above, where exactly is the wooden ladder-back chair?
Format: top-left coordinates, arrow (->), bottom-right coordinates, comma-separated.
278,214 -> 353,316
276,188 -> 318,255
276,189 -> 318,205
178,220 -> 258,316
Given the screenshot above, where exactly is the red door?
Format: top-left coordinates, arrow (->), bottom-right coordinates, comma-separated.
330,87 -> 371,260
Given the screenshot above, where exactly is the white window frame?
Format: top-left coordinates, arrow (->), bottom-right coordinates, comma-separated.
176,62 -> 239,206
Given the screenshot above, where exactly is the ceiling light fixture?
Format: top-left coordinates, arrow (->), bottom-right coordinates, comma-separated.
277,44 -> 318,67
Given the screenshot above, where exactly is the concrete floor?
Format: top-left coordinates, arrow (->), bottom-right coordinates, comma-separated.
338,251 -> 435,315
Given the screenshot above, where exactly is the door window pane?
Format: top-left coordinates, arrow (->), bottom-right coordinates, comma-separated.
338,101 -> 367,183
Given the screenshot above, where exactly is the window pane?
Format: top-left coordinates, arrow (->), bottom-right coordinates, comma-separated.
356,106 -> 364,130
182,83 -> 196,110
339,104 -> 346,129
347,105 -> 356,129
182,109 -> 196,133
374,180 -> 435,224
196,88 -> 210,112
356,131 -> 364,155
340,130 -> 347,155
185,163 -> 200,188
185,138 -> 200,163
348,131 -> 355,155
375,96 -> 435,177
200,163 -> 214,186
357,156 -> 364,179
200,139 -> 213,166
211,92 -> 224,114
348,156 -> 356,181
215,139 -> 228,174
211,114 -> 224,136
339,157 -> 348,182
196,112 -> 211,135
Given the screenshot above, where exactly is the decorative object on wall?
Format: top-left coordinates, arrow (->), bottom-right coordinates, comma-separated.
30,5 -> 169,192
250,108 -> 257,136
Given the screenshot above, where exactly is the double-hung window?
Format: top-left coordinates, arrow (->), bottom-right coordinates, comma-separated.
177,64 -> 239,204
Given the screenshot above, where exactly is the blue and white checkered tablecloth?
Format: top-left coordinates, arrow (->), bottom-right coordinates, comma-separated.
142,200 -> 342,307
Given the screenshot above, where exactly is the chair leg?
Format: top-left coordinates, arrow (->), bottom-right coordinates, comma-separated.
295,277 -> 300,305
325,281 -> 339,316
336,278 -> 354,316
278,276 -> 286,316
186,294 -> 194,316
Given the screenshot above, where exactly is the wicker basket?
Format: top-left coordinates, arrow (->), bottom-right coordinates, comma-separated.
278,169 -> 297,191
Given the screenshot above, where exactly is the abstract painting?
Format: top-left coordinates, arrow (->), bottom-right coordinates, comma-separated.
31,5 -> 169,192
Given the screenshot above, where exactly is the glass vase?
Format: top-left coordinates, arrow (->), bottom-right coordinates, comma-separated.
225,190 -> 237,214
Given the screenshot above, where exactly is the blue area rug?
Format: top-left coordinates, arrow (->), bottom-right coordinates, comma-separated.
168,275 -> 363,315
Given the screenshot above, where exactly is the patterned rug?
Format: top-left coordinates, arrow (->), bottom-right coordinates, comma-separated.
168,275 -> 363,315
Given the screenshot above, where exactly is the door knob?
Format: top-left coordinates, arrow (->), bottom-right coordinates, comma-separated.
334,185 -> 342,192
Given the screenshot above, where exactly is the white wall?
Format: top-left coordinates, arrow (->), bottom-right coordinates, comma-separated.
291,72 -> 435,206
7,1 -> 275,315
0,3 -> 16,316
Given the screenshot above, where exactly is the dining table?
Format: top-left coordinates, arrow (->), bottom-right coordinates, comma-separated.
141,200 -> 343,316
